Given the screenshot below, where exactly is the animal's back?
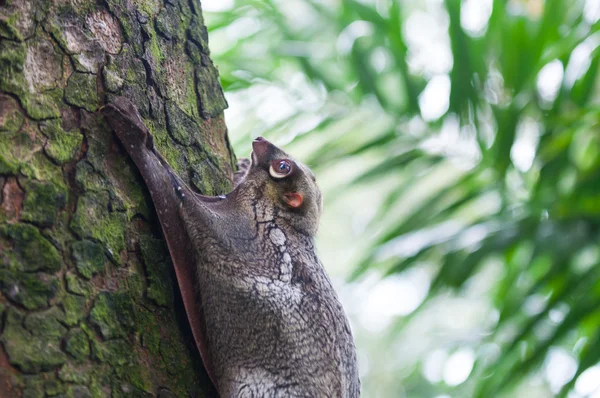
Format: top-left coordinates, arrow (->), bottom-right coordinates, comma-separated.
194,221 -> 360,397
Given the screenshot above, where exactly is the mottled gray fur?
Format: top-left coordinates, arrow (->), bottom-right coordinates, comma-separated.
103,98 -> 360,397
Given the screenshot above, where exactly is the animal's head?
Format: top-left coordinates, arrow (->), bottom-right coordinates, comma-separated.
245,137 -> 323,236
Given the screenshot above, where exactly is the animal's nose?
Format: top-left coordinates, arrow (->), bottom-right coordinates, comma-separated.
251,137 -> 274,164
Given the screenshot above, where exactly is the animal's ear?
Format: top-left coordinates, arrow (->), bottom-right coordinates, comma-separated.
283,192 -> 303,208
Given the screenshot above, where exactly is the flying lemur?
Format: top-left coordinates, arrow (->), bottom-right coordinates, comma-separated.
102,97 -> 360,397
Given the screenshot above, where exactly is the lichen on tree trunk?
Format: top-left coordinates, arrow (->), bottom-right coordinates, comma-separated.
0,0 -> 233,396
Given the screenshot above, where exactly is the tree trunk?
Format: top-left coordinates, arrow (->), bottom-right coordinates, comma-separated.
0,0 -> 232,396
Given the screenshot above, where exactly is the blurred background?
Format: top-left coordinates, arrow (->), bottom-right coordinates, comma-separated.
202,0 -> 600,397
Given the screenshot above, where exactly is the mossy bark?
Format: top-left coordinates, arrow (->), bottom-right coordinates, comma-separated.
0,0 -> 233,396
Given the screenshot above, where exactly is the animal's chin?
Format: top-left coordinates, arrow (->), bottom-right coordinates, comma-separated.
251,151 -> 259,166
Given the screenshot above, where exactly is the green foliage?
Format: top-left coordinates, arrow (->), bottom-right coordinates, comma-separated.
207,0 -> 600,396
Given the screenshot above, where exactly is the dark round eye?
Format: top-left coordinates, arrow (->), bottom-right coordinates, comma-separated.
278,161 -> 290,172
269,159 -> 292,179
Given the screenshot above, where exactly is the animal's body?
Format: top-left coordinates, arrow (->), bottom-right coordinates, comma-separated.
103,98 -> 360,397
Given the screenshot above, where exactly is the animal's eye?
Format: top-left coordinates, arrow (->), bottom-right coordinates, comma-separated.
278,161 -> 290,172
269,159 -> 292,179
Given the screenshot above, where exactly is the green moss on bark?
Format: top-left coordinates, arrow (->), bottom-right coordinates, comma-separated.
2,308 -> 67,372
70,193 -> 127,263
1,223 -> 62,272
19,152 -> 67,187
62,294 -> 87,326
0,40 -> 27,95
40,119 -> 83,164
140,236 -> 172,307
71,240 -> 106,280
0,269 -> 60,309
65,73 -> 98,112
44,378 -> 66,396
0,10 -> 23,41
57,363 -> 91,385
149,123 -> 187,175
159,338 -> 189,375
0,94 -> 24,133
0,40 -> 62,119
155,4 -> 183,41
196,63 -> 228,119
89,292 -> 136,339
74,161 -> 106,192
0,128 -> 44,175
21,372 -> 66,398
21,89 -> 62,120
65,328 -> 91,361
66,385 -> 92,398
165,101 -> 198,146
141,327 -> 160,356
0,223 -> 63,309
24,307 -> 67,339
130,0 -> 161,16
66,272 -> 93,296
21,180 -> 68,227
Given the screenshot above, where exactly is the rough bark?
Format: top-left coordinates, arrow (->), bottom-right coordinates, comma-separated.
0,0 -> 233,396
